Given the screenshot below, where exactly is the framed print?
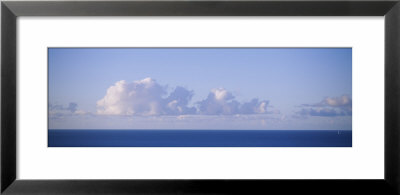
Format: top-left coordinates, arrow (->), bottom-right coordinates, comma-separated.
2,0 -> 400,194
18,16 -> 382,181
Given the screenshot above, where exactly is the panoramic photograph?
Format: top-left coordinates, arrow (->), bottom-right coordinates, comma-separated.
48,48 -> 352,147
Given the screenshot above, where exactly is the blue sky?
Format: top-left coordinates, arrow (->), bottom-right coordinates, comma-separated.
49,48 -> 352,130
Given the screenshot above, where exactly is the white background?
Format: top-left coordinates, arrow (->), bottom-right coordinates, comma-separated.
17,17 -> 384,179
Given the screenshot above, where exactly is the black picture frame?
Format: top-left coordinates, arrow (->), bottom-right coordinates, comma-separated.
2,0 -> 400,194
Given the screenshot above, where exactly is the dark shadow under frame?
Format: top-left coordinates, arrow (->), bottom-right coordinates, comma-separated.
1,0 -> 400,194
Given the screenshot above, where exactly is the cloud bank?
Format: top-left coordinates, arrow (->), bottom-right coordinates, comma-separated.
296,95 -> 352,117
49,102 -> 87,118
96,78 -> 270,116
49,79 -> 351,130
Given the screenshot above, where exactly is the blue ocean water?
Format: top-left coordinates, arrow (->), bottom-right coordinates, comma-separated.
48,130 -> 352,147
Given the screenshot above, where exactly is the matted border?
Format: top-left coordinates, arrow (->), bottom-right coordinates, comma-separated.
1,0 -> 399,194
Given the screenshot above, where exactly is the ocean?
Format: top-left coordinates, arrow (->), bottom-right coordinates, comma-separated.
48,129 -> 352,147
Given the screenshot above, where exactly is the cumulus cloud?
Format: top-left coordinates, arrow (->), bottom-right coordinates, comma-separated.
97,78 -> 271,116
96,78 -> 164,115
296,95 -> 352,117
198,88 -> 269,115
96,78 -> 196,116
163,86 -> 197,115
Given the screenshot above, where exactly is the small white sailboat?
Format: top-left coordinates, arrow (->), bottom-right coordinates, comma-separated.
338,130 -> 341,135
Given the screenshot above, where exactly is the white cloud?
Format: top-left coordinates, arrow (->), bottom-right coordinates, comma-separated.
96,78 -> 165,115
96,78 -> 196,116
163,86 -> 197,115
198,88 -> 269,115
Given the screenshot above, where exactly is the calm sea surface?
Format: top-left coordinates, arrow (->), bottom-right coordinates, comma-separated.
48,130 -> 352,147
